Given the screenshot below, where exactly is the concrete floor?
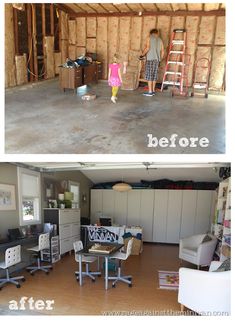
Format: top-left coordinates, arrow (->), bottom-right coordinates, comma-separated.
5,78 -> 225,154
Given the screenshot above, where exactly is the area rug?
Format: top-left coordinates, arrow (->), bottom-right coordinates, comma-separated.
158,270 -> 179,290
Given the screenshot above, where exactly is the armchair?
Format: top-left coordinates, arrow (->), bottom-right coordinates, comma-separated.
178,261 -> 231,315
179,234 -> 217,269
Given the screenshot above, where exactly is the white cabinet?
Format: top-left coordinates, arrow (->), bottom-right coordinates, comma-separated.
166,190 -> 183,243
44,208 -> 80,255
194,190 -> 213,234
102,190 -> 115,218
114,191 -> 127,225
90,190 -> 103,224
127,190 -> 141,226
140,190 -> 154,242
180,190 -> 197,238
153,190 -> 168,242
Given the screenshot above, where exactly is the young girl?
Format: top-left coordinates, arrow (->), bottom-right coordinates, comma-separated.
108,54 -> 122,103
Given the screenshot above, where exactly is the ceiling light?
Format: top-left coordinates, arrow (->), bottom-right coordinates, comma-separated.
112,182 -> 132,192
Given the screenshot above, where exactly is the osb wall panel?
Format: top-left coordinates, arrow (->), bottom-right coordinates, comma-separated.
76,17 -> 86,46
44,36 -> 55,79
54,52 -> 62,74
86,38 -> 96,53
87,17 -> 97,38
15,54 -> 27,85
215,16 -> 225,45
60,11 -> 68,40
141,16 -> 157,50
68,45 -> 77,60
195,47 -> 212,82
68,20 -> 76,44
76,47 -> 86,56
61,39 -> 68,63
198,16 -> 216,44
209,47 -> 225,89
157,16 -> 171,81
97,17 -> 108,78
5,4 -> 16,87
118,17 -> 131,62
185,16 -> 200,86
108,17 -> 119,64
130,17 -> 142,51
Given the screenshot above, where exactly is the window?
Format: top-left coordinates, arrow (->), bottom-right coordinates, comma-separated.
69,181 -> 80,208
18,167 -> 41,225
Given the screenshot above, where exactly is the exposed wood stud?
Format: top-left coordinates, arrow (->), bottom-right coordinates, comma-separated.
112,4 -> 121,13
99,3 -> 109,13
87,4 -> 98,14
32,4 -> 38,80
26,3 -> 34,81
13,8 -> 19,55
50,4 -> 54,35
125,4 -> 135,12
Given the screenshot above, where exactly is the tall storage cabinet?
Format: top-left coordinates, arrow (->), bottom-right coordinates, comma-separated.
90,189 -> 215,243
44,208 -> 80,255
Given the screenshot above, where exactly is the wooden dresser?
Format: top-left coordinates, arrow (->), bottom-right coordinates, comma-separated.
59,63 -> 102,92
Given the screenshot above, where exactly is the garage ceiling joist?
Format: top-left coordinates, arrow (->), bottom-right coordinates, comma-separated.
57,3 -> 225,17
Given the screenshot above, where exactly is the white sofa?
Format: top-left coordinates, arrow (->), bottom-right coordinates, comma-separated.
178,261 -> 231,315
179,234 -> 217,268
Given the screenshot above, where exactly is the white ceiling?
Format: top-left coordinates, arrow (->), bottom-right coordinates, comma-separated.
19,162 -> 226,184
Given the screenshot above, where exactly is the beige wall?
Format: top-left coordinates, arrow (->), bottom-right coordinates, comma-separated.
0,163 -> 93,238
0,163 -> 19,239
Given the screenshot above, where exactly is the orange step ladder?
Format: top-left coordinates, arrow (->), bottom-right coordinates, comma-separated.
161,29 -> 188,95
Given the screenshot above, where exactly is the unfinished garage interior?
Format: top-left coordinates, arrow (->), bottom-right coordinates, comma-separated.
5,3 -> 226,154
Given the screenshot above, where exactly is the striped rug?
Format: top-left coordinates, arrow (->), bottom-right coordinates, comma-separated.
158,270 -> 179,290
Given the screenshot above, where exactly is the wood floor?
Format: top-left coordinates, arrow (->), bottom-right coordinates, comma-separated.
0,243 -> 195,315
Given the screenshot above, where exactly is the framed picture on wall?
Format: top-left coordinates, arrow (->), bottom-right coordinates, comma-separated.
0,183 -> 16,211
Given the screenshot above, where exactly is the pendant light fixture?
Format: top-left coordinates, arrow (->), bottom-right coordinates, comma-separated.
112,174 -> 132,192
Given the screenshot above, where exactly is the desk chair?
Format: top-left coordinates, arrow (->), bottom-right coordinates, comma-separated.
109,238 -> 133,288
73,241 -> 101,282
26,233 -> 52,275
0,245 -> 25,290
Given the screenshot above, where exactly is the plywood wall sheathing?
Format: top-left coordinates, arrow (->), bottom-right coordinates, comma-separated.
68,20 -> 76,44
61,39 -> 68,63
15,54 -> 27,85
86,38 -> 96,53
76,17 -> 86,46
198,16 -> 216,44
108,17 -> 119,65
87,17 -> 97,38
68,44 -> 77,60
60,10 -> 68,40
118,17 -> 131,62
54,52 -> 62,74
214,16 -> 225,45
141,16 -> 157,50
185,16 -> 200,85
97,17 -> 108,78
5,4 -> 16,87
209,47 -> 225,89
44,36 -> 55,79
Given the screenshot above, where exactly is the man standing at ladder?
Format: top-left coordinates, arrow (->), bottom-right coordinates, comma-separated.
141,29 -> 164,96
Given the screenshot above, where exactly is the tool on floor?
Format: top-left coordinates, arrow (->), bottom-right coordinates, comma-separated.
191,58 -> 211,98
161,29 -> 190,96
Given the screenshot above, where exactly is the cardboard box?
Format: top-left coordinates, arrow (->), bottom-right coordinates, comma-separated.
124,237 -> 142,255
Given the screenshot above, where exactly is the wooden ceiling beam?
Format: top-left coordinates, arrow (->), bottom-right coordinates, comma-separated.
68,9 -> 225,18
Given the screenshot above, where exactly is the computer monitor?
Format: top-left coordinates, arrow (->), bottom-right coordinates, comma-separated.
99,217 -> 112,226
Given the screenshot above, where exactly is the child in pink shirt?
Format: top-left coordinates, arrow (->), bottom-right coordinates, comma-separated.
108,54 -> 122,103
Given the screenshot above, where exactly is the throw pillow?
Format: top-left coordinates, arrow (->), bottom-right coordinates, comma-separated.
215,258 -> 231,272
202,234 -> 212,243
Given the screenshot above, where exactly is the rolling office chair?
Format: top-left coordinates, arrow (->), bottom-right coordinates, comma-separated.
73,240 -> 101,282
108,237 -> 133,288
0,245 -> 25,290
26,233 -> 52,275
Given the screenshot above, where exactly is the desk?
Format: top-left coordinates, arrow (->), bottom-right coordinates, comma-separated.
0,237 -> 38,278
76,242 -> 123,290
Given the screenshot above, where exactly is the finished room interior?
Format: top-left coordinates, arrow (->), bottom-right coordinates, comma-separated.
0,162 -> 231,315
5,2 -> 225,154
